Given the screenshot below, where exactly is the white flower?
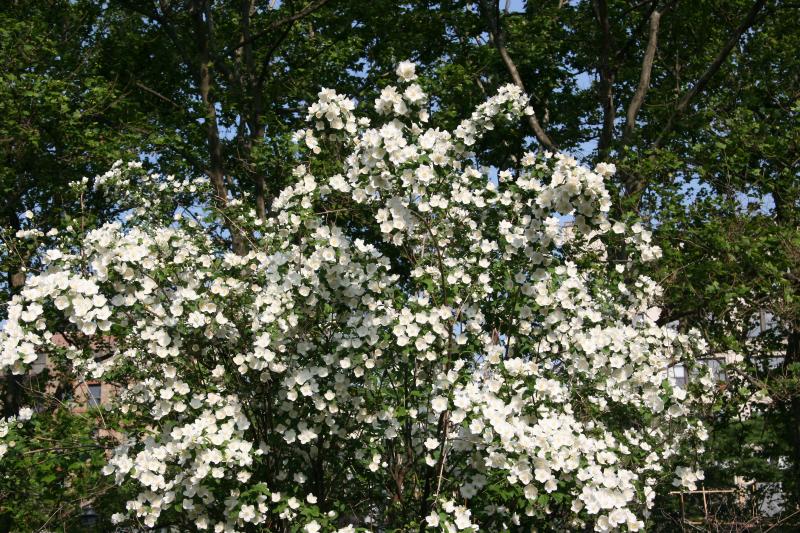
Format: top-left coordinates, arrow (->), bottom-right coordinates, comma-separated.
431,396 -> 448,413
395,60 -> 417,81
453,506 -> 473,530
239,504 -> 256,522
404,84 -> 425,104
298,427 -> 318,444
594,162 -> 616,177
425,512 -> 440,527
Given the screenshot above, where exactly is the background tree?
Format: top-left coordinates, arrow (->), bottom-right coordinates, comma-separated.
0,1 -> 156,528
1,0 -> 798,529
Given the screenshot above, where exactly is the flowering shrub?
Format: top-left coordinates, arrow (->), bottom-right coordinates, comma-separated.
1,62 -> 714,531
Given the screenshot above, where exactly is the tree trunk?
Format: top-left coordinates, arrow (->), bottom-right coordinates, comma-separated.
193,0 -> 247,255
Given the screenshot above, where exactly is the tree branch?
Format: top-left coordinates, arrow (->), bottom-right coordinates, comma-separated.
192,0 -> 246,254
224,0 -> 332,56
478,0 -> 557,151
654,0 -> 769,147
593,0 -> 616,158
614,0 -> 665,68
134,81 -> 181,109
623,8 -> 661,142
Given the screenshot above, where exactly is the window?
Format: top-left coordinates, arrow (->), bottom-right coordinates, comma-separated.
669,365 -> 688,388
669,358 -> 733,389
87,383 -> 102,406
31,352 -> 47,375
705,359 -> 727,383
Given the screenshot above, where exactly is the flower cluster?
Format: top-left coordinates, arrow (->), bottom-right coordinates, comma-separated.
0,63 -> 712,531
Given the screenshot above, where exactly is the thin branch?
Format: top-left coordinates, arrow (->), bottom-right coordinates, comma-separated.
256,24 -> 294,88
764,509 -> 800,532
621,0 -> 657,17
224,0 -> 332,55
654,0 -> 769,147
134,81 -> 180,108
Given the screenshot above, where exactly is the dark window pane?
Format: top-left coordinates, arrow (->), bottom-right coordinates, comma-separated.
88,384 -> 102,406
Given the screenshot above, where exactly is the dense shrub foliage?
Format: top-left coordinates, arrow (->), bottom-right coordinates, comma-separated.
0,65 -> 714,532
